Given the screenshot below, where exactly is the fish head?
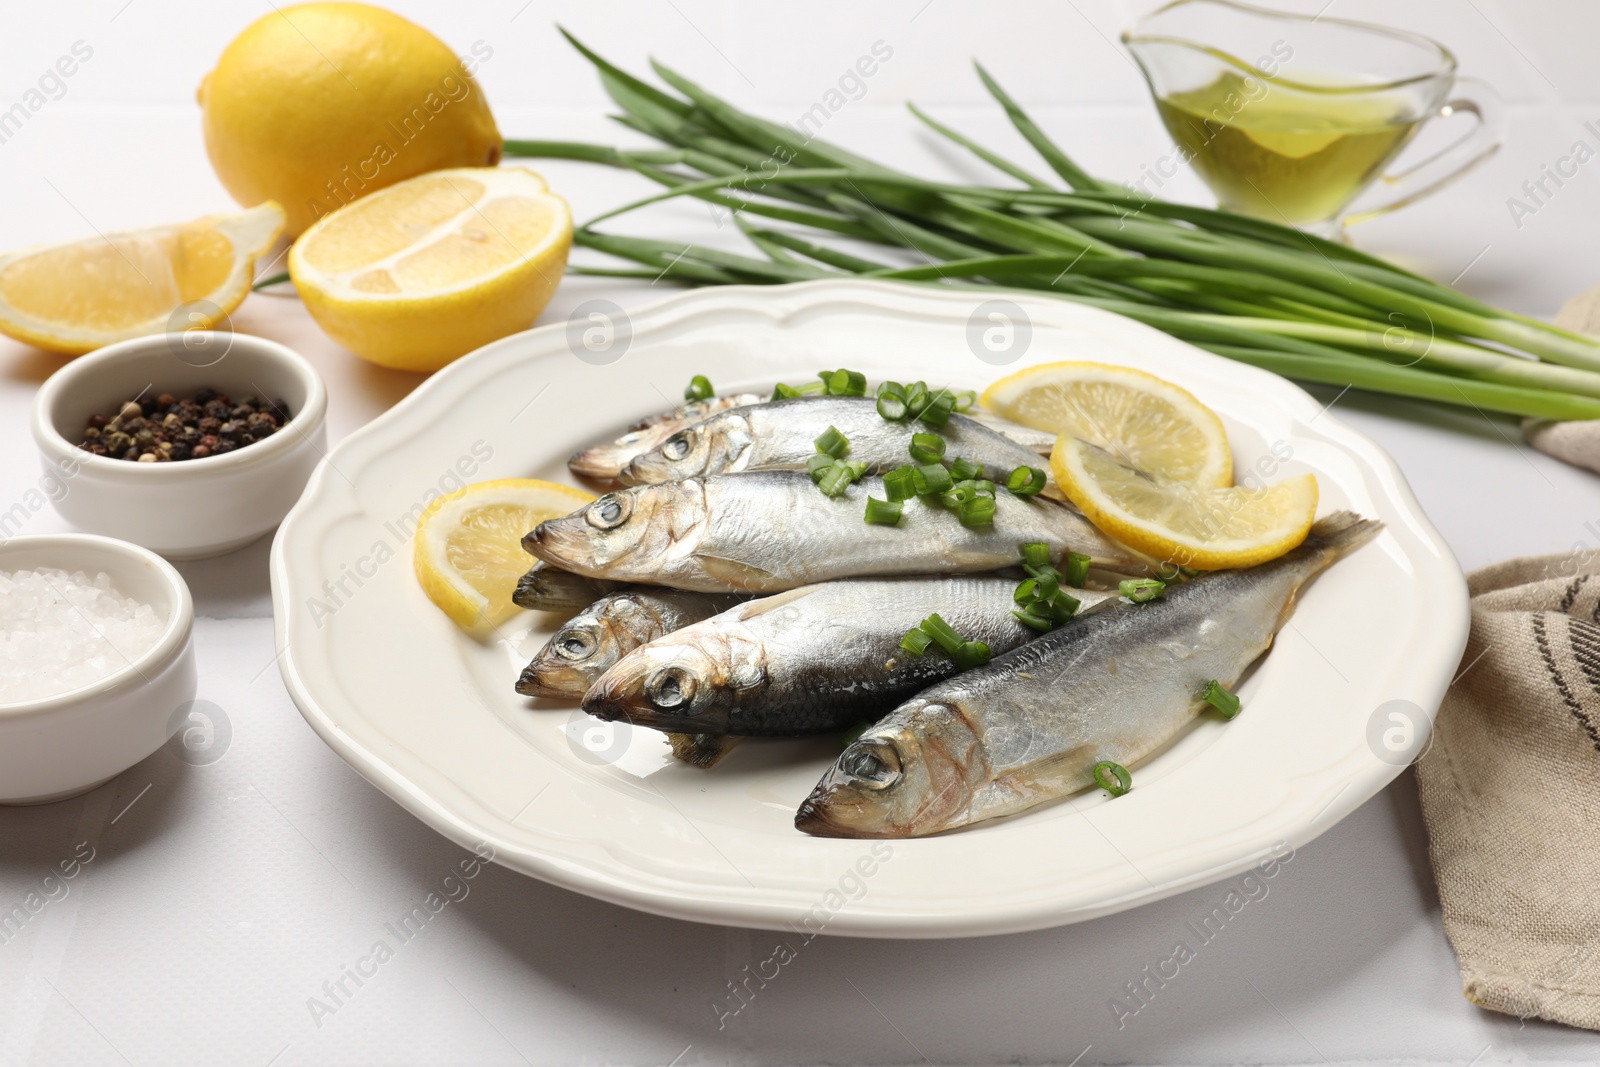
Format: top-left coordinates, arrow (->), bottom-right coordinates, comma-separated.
523,482 -> 707,580
620,414 -> 751,485
795,705 -> 982,838
567,423 -> 673,483
517,599 -> 640,699
581,623 -> 760,733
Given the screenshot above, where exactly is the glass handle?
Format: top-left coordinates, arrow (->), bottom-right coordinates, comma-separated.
1341,77 -> 1505,226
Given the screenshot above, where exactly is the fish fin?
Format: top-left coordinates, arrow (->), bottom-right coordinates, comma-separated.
696,552 -> 781,591
733,585 -> 818,619
668,732 -> 742,769
1302,511 -> 1384,562
1004,742 -> 1097,790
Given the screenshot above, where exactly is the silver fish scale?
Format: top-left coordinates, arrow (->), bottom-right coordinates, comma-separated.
624,396 -> 1047,484
688,471 -> 1137,591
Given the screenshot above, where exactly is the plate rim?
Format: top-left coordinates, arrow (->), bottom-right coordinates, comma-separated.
270,278 -> 1469,938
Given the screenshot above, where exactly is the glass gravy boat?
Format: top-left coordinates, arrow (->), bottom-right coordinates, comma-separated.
1123,0 -> 1502,231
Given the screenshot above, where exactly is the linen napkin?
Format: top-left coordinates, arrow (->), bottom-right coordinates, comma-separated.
1523,285 -> 1600,473
1416,552 -> 1600,1030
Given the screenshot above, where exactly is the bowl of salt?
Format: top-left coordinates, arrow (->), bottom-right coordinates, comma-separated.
0,533 -> 195,803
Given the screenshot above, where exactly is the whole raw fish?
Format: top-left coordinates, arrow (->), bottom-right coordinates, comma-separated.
795,512 -> 1381,838
567,394 -> 764,483
517,587 -> 742,699
523,471 -> 1147,594
620,396 -> 1051,486
583,577 -> 1114,736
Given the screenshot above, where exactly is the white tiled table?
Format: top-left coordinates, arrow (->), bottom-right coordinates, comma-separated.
2,2 -> 1599,1063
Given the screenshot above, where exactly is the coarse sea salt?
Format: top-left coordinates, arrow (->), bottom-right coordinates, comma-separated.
0,567 -> 165,705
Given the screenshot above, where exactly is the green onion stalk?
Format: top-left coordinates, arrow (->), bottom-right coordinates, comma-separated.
503,29 -> 1600,422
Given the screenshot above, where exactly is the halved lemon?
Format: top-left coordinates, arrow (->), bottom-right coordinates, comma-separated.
981,361 -> 1233,489
413,478 -> 594,634
1051,437 -> 1318,570
288,166 -> 571,372
0,201 -> 284,355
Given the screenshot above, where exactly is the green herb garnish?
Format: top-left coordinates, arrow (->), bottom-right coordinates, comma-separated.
814,425 -> 850,458
1007,466 -> 1047,496
1120,578 -> 1166,603
864,496 -> 903,526
1093,761 -> 1132,797
1202,680 -> 1242,720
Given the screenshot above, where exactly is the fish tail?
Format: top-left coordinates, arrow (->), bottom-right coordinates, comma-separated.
1299,510 -> 1384,566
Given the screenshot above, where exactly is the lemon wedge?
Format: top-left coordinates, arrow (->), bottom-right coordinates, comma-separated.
288,166 -> 571,372
1051,437 -> 1318,570
981,361 -> 1233,489
413,478 -> 594,633
0,201 -> 284,355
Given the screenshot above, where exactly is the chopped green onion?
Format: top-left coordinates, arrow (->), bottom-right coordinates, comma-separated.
1030,571 -> 1060,601
1024,563 -> 1062,584
1012,608 -> 1054,632
1021,542 -> 1052,569
1202,680 -> 1242,720
773,382 -> 806,401
959,496 -> 996,526
1093,761 -> 1132,797
820,368 -> 868,396
1062,552 -> 1091,588
1120,578 -> 1166,603
953,640 -> 991,670
814,425 -> 849,458
974,479 -> 997,496
900,627 -> 934,655
1013,578 -> 1039,605
950,456 -> 984,481
841,460 -> 868,479
806,453 -> 836,481
883,464 -> 918,502
904,381 -> 930,416
919,613 -> 964,655
1007,466 -> 1047,496
877,380 -> 905,399
864,496 -> 903,526
877,393 -> 908,421
684,374 -> 714,401
940,482 -> 978,508
918,389 -> 957,427
1048,593 -> 1081,622
909,433 -> 945,464
912,462 -> 954,496
954,390 -> 977,412
817,463 -> 856,497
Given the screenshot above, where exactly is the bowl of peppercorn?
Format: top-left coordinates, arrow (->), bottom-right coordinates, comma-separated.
31,330 -> 328,559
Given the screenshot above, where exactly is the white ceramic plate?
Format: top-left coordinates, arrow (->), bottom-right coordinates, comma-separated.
271,280 -> 1467,938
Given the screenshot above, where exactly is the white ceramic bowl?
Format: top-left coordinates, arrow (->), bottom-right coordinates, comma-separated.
0,534 -> 196,804
31,331 -> 328,559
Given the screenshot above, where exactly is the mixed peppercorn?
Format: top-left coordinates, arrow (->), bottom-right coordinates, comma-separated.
75,388 -> 292,463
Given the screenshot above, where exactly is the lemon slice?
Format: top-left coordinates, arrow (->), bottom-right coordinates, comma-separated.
289,167 -> 571,373
1052,437 -> 1318,570
0,201 -> 284,355
981,361 -> 1233,488
413,478 -> 594,633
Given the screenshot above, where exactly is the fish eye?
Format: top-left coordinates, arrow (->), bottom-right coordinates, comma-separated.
646,666 -> 697,711
554,626 -> 597,661
841,741 -> 901,790
586,493 -> 631,530
662,430 -> 694,460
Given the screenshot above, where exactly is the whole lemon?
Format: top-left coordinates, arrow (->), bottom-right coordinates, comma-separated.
198,3 -> 502,236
